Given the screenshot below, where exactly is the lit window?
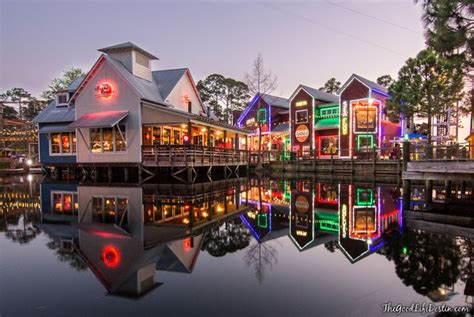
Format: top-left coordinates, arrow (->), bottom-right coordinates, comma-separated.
89,126 -> 126,153
92,196 -> 128,226
296,110 -> 308,124
50,132 -> 76,155
51,191 -> 78,215
51,133 -> 60,154
61,133 -> 71,153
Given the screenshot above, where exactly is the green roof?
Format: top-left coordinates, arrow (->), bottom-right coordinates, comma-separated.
314,117 -> 339,130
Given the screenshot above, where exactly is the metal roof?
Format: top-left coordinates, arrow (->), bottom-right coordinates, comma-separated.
260,94 -> 290,109
32,100 -> 75,124
67,76 -> 85,92
339,74 -> 389,95
272,122 -> 289,133
299,85 -> 339,103
39,124 -> 75,133
152,68 -> 187,100
98,42 -> 159,60
68,110 -> 129,129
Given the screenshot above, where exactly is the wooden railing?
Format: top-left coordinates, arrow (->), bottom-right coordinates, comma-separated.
142,144 -> 249,166
407,142 -> 473,161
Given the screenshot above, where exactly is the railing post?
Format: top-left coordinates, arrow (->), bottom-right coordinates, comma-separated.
402,141 -> 410,172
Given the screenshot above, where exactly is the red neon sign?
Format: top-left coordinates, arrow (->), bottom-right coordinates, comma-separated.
102,245 -> 121,268
95,82 -> 114,100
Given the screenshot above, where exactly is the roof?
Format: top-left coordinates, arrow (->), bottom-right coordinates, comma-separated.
39,124 -> 75,133
152,68 -> 187,100
340,74 -> 389,95
293,85 -> 339,103
105,55 -> 166,105
314,117 -> 339,130
32,100 -> 75,124
272,122 -> 289,133
68,110 -> 129,129
260,94 -> 290,109
98,42 -> 159,60
67,76 -> 85,92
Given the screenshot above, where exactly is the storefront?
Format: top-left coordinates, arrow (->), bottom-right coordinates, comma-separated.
339,74 -> 401,158
236,93 -> 290,152
289,85 -> 339,158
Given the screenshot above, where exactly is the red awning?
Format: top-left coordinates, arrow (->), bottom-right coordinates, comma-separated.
68,110 -> 128,129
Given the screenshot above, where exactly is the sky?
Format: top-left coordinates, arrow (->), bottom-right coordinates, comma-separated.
1,0 -> 427,99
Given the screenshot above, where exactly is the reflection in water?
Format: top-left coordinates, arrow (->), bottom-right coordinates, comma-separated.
2,175 -> 473,310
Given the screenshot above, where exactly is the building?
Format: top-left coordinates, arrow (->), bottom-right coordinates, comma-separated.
338,74 -> 401,158
236,93 -> 290,154
33,42 -> 249,179
289,85 -> 339,158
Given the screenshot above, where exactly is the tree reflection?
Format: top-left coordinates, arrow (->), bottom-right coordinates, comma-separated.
202,219 -> 252,257
244,241 -> 279,284
46,239 -> 88,272
382,226 -> 465,296
2,212 -> 41,245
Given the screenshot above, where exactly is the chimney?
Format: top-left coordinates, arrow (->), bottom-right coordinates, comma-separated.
98,42 -> 158,82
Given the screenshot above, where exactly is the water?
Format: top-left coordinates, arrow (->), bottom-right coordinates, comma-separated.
1,175 -> 473,316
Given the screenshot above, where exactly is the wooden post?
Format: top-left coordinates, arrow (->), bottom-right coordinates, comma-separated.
108,166 -> 113,182
425,180 -> 433,204
445,180 -> 452,201
402,141 -> 410,172
124,167 -> 129,182
402,179 -> 411,212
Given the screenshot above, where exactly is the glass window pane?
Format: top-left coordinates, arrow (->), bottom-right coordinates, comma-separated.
163,128 -> 171,145
104,197 -> 116,222
115,125 -> 126,152
90,128 -> 101,153
103,128 -> 113,152
73,193 -> 79,213
51,133 -> 60,154
153,127 -> 161,145
72,133 -> 76,153
143,126 -> 152,146
52,193 -> 62,212
117,198 -> 128,225
92,197 -> 103,222
61,133 -> 70,153
63,193 -> 73,213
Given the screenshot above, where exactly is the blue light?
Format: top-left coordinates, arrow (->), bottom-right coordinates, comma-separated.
371,88 -> 390,98
237,94 -> 260,127
240,214 -> 262,241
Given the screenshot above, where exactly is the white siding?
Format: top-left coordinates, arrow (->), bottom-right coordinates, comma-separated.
165,73 -> 203,115
132,51 -> 152,82
74,59 -> 142,163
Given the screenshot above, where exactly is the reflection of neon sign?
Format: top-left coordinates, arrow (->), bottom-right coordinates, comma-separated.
296,230 -> 307,237
356,188 -> 374,206
257,213 -> 268,228
341,204 -> 347,238
102,245 -> 121,268
95,82 -> 114,100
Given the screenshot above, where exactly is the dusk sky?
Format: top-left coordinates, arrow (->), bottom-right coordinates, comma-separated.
1,0 -> 426,98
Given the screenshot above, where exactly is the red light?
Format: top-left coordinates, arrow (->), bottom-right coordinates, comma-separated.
183,238 -> 192,252
183,135 -> 189,143
102,245 -> 121,268
95,82 -> 114,100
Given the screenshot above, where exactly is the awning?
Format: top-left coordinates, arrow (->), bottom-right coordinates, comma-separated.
314,117 -> 339,130
68,110 -> 129,129
39,124 -> 75,134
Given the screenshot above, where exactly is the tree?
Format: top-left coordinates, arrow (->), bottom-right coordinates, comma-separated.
41,67 -> 85,101
23,98 -> 47,121
319,77 -> 341,94
197,74 -> 226,120
2,88 -> 32,120
244,53 -> 277,169
415,0 -> 473,67
2,105 -> 18,119
221,78 -> 250,124
376,75 -> 394,88
386,49 -> 465,144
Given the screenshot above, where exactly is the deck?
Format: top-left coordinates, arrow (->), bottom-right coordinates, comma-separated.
142,144 -> 249,167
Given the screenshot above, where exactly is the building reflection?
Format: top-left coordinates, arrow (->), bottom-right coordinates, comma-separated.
38,178 -> 250,298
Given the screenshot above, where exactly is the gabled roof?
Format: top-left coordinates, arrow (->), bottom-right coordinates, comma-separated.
66,76 -> 85,92
152,68 -> 188,100
290,85 -> 339,103
104,55 -> 166,105
339,74 -> 389,95
98,42 -> 159,60
32,99 -> 75,124
260,94 -> 290,109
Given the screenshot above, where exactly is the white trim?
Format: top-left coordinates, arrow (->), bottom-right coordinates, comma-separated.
88,123 -> 128,154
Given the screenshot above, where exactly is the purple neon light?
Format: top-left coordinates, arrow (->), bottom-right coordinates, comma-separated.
237,94 -> 260,127
240,214 -> 262,241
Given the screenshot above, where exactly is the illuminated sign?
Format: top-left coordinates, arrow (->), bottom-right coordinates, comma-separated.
295,125 -> 310,143
296,230 -> 307,237
295,100 -> 308,107
341,204 -> 347,238
341,101 -> 349,135
295,195 -> 309,213
246,117 -> 256,126
95,82 -> 114,100
102,245 -> 121,268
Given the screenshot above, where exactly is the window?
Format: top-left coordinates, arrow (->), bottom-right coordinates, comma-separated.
135,52 -> 150,68
92,196 -> 129,226
319,136 -> 339,156
257,108 -> 267,123
57,94 -> 68,106
51,191 -> 78,215
296,110 -> 308,124
50,132 -> 76,155
89,125 -> 127,153
320,107 -> 339,118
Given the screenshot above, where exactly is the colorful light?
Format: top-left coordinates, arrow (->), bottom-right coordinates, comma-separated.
102,245 -> 121,268
95,82 -> 114,100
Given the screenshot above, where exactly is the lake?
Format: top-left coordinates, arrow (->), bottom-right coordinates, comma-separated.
1,175 -> 472,316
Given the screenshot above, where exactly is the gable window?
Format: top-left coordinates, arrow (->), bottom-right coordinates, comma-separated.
90,125 -> 127,153
296,110 -> 308,124
50,132 -> 76,155
57,94 -> 69,107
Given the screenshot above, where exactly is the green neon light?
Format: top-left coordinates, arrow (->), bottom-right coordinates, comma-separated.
284,139 -> 290,160
356,135 -> 375,150
257,213 -> 268,228
257,108 -> 267,124
319,219 -> 339,232
356,188 -> 374,206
